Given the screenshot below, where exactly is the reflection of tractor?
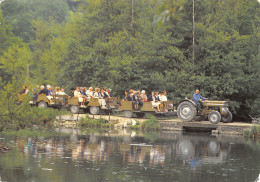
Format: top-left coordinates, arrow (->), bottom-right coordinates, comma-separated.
120,101 -> 175,118
177,99 -> 232,124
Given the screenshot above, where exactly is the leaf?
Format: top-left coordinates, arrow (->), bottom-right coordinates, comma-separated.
161,10 -> 169,16
153,15 -> 162,24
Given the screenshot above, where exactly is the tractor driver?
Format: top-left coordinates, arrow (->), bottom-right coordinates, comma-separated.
192,89 -> 208,112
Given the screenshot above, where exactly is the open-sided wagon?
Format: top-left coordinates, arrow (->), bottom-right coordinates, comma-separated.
68,97 -> 121,115
120,100 -> 176,118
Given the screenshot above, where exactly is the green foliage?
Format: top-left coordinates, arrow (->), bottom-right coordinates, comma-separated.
243,125 -> 260,139
0,0 -> 259,121
129,120 -> 141,130
79,116 -> 112,128
0,0 -> 69,42
140,116 -> 161,131
0,79 -> 60,130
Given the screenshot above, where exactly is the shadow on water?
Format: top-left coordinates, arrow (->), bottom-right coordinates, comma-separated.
0,128 -> 259,182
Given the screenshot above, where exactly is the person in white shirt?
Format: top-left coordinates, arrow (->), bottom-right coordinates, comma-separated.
74,87 -> 85,107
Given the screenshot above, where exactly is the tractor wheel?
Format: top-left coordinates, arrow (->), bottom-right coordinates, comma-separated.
208,111 -> 221,124
124,110 -> 133,118
38,101 -> 47,108
136,112 -> 145,118
70,105 -> 79,114
90,106 -> 100,115
222,111 -> 232,123
177,101 -> 197,122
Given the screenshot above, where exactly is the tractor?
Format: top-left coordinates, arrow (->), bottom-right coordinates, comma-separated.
177,99 -> 232,124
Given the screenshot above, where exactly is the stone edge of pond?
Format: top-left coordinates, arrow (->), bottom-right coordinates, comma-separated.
55,114 -> 260,136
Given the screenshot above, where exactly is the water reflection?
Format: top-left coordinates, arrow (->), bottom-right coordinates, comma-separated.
0,129 -> 259,182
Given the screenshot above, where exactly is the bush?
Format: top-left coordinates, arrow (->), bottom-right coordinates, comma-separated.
243,125 -> 260,139
140,116 -> 161,131
79,116 -> 112,128
129,121 -> 140,130
0,80 -> 62,130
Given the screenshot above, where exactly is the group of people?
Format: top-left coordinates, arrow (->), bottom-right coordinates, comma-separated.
20,83 -> 207,113
71,87 -> 111,108
124,90 -> 168,112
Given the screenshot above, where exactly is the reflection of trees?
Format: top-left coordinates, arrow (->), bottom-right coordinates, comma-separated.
0,133 -> 259,182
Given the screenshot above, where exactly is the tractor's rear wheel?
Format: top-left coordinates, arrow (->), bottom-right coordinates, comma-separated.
222,111 -> 232,123
124,111 -> 133,118
70,105 -> 79,114
38,101 -> 47,108
90,106 -> 100,115
208,111 -> 221,124
177,101 -> 197,122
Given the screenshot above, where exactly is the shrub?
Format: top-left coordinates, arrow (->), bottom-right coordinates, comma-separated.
79,116 -> 112,128
140,116 -> 161,131
0,80 -> 63,130
243,125 -> 260,139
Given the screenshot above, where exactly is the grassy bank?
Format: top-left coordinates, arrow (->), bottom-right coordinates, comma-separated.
130,116 -> 161,131
244,125 -> 260,139
79,116 -> 113,128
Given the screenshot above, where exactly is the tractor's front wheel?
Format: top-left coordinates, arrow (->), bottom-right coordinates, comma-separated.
177,101 -> 197,122
208,111 -> 221,124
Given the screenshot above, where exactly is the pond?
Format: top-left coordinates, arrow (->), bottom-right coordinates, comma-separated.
0,128 -> 259,182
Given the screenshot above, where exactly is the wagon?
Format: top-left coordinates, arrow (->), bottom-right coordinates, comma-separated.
68,97 -> 121,115
120,100 -> 176,118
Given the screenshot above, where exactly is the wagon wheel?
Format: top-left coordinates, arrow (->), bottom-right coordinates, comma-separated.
177,101 -> 197,122
124,110 -> 133,118
208,111 -> 221,124
90,106 -> 100,115
70,105 -> 79,114
38,101 -> 47,108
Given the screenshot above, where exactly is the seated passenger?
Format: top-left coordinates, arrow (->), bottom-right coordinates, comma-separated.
94,88 -> 106,108
136,91 -> 143,110
80,87 -> 87,102
148,91 -> 160,112
55,87 -> 61,95
46,85 -> 54,101
38,85 -> 47,95
68,87 -> 75,98
74,87 -> 86,107
124,91 -> 128,101
159,91 -> 167,112
192,89 -> 207,112
141,90 -> 147,102
59,88 -> 66,95
19,85 -> 28,95
86,87 -> 94,98
100,88 -> 109,99
127,91 -> 134,101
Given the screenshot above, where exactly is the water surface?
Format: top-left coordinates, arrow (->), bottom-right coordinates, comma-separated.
0,129 -> 259,182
